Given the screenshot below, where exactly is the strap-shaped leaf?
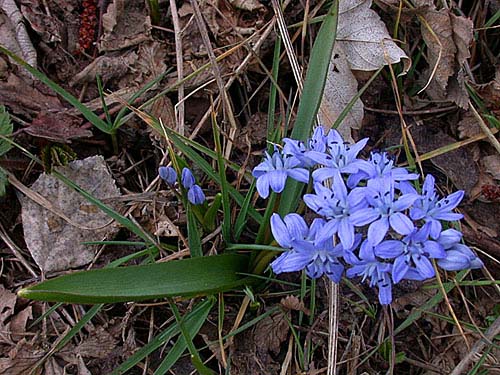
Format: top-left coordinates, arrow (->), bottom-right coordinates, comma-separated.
19,254 -> 251,304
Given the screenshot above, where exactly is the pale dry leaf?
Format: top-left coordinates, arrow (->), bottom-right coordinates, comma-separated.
254,310 -> 289,355
280,295 -> 310,315
9,306 -> 32,342
99,0 -> 152,52
20,156 -> 121,273
337,0 -> 409,71
0,285 -> 17,345
228,0 -> 264,11
134,41 -> 167,84
451,13 -> 473,66
420,8 -> 456,91
76,326 -> 118,359
482,155 -> 500,180
319,44 -> 364,143
458,112 -> 482,139
0,338 -> 44,375
70,52 -> 137,86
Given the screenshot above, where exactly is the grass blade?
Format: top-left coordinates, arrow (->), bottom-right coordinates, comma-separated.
187,204 -> 202,257
278,0 -> 339,215
0,46 -> 112,134
113,298 -> 214,374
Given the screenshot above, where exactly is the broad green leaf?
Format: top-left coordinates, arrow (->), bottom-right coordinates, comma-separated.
18,254 -> 251,304
278,0 -> 339,216
0,106 -> 13,156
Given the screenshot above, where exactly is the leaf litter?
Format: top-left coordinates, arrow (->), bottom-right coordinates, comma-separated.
0,0 -> 499,373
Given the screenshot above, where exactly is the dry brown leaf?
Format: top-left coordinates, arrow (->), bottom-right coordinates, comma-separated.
70,52 -> 137,86
482,155 -> 500,180
9,306 -> 32,342
254,310 -> 289,355
20,0 -> 63,43
76,326 -> 118,359
421,8 -> 456,91
0,285 -> 17,345
337,0 -> 409,71
228,0 -> 264,11
99,0 -> 152,52
280,295 -> 310,315
20,156 -> 121,273
0,338 -> 44,375
457,113 -> 482,139
319,45 -> 364,143
24,111 -> 92,143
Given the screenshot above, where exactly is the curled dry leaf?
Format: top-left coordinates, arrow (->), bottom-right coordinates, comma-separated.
20,156 -> 121,273
228,0 -> 265,12
280,295 -> 310,315
320,0 -> 409,142
482,155 -> 500,181
254,310 -> 289,355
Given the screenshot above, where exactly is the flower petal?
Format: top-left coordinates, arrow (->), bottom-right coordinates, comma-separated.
368,218 -> 389,245
270,213 -> 291,248
389,212 -> 415,235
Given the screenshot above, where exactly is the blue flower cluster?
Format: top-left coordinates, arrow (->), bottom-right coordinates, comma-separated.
159,166 -> 206,205
252,126 -> 483,305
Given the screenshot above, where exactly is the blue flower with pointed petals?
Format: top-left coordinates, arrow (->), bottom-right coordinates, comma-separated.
357,178 -> 420,245
345,240 -> 393,305
283,126 -> 328,168
309,129 -> 369,182
270,213 -> 360,282
347,151 -> 419,188
410,175 -> 464,239
252,149 -> 309,199
158,166 -> 177,185
375,226 -> 446,283
436,229 -> 484,271
303,177 -> 370,249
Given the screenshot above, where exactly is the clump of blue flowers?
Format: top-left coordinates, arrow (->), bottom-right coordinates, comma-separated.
159,166 -> 206,205
252,126 -> 484,305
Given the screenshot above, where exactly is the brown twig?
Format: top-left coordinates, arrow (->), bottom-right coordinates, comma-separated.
169,0 -> 185,137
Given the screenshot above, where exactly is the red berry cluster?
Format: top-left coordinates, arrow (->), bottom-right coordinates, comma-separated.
77,0 -> 97,53
481,184 -> 500,201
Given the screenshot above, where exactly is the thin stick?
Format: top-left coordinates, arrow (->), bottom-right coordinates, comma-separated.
169,0 -> 185,136
189,0 -> 238,160
327,280 -> 339,375
469,100 -> 500,155
0,221 -> 38,277
450,315 -> 500,375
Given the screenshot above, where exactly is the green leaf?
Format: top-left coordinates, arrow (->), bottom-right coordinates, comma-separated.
187,204 -> 202,257
278,0 -> 339,215
0,46 -> 112,134
153,298 -> 213,375
0,106 -> 13,156
18,254 -> 251,304
0,168 -> 7,197
113,298 -> 214,374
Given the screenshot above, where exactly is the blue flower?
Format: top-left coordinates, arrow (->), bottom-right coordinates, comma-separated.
347,151 -> 419,188
181,167 -> 196,189
436,229 -> 484,271
345,240 -> 393,305
252,149 -> 309,198
303,177 -> 370,249
410,175 -> 464,239
359,178 -> 420,245
309,129 -> 369,182
187,184 -> 206,205
270,213 -> 360,282
375,226 -> 446,283
158,166 -> 177,185
283,126 -> 328,168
